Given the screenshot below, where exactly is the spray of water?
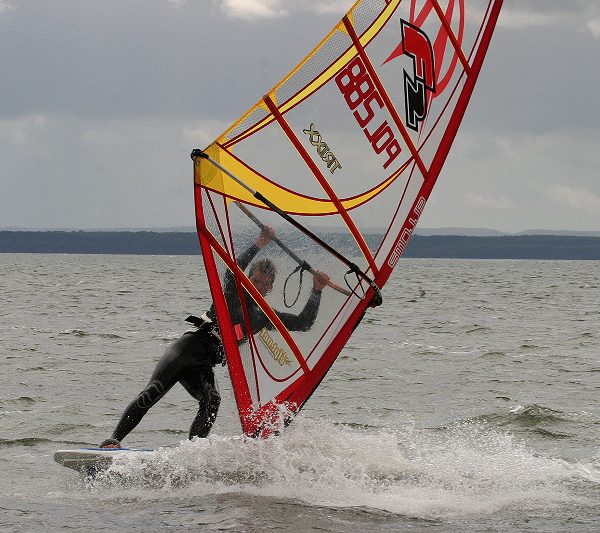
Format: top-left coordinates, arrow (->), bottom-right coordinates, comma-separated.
85,415 -> 599,519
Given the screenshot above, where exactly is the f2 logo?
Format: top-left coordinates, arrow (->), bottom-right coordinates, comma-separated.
401,20 -> 436,132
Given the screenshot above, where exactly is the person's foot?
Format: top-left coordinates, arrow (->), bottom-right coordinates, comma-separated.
99,438 -> 122,449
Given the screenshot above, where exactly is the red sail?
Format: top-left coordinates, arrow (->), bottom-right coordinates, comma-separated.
193,0 -> 503,437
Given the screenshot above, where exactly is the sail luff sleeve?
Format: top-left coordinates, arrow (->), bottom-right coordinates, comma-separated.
194,188 -> 254,431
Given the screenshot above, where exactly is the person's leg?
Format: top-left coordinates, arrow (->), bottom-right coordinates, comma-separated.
183,367 -> 221,439
175,330 -> 223,439
106,335 -> 190,444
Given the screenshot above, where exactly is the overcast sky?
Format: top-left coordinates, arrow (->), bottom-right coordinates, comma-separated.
1,0 -> 599,232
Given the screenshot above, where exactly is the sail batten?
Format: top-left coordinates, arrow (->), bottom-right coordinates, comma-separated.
193,0 -> 503,437
430,0 -> 471,73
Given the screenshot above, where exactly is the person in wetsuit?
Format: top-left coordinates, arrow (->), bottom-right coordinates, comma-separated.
100,226 -> 329,448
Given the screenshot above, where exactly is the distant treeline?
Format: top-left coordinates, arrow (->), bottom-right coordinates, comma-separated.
1,231 -> 600,259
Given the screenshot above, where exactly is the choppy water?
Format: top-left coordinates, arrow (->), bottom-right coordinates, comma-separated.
1,254 -> 599,532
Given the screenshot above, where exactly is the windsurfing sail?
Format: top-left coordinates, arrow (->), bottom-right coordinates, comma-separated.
192,0 -> 503,437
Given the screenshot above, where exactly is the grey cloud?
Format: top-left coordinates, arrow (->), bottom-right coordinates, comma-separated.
1,1 -> 598,231
1,1 -> 340,122
466,19 -> 600,135
0,113 -> 210,228
501,1 -> 600,36
217,0 -> 354,19
218,0 -> 288,20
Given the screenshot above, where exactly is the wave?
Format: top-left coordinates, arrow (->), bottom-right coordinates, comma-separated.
0,396 -> 37,407
463,325 -> 492,334
506,404 -> 568,424
48,423 -> 98,435
460,404 -> 569,429
480,350 -> 507,357
58,329 -> 124,339
531,427 -> 572,439
0,437 -> 91,448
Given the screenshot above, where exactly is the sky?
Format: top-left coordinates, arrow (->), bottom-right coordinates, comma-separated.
1,0 -> 599,233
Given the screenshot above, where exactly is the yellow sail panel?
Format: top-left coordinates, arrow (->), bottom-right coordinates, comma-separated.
195,143 -> 410,215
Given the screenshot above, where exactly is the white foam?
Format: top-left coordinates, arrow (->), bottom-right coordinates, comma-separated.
84,416 -> 599,519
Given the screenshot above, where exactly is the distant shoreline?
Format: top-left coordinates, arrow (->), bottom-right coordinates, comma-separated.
1,231 -> 600,259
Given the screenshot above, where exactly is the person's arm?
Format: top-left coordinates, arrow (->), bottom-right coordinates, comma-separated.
225,226 -> 274,292
207,227 -> 274,320
275,271 -> 329,332
235,226 -> 275,270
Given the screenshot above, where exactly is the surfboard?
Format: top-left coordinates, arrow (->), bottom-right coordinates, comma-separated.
54,447 -> 154,475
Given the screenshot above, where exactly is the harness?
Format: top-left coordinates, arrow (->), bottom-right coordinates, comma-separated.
185,313 -> 226,366
186,313 -> 221,341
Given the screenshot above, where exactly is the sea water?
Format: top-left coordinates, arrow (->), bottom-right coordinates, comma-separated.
1,254 -> 599,532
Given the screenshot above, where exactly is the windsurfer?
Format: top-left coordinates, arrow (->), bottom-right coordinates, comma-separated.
100,226 -> 329,448
210,225 -> 330,336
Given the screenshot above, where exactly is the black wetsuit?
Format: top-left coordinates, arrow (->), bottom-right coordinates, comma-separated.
109,243 -> 322,443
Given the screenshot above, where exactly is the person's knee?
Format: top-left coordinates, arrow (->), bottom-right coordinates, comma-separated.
135,380 -> 165,410
207,386 -> 221,412
188,385 -> 221,439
